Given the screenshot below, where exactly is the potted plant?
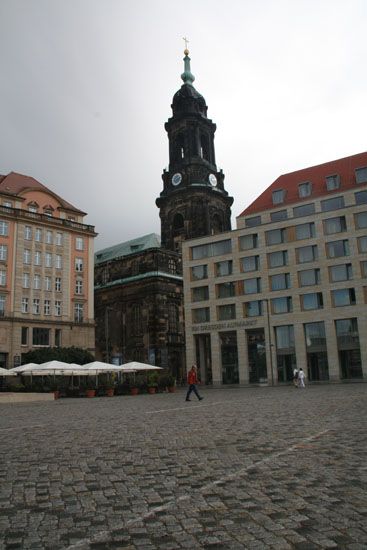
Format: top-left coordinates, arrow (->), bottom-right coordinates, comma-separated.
85,378 -> 96,398
130,385 -> 139,396
147,372 -> 158,394
166,374 -> 176,393
105,385 -> 115,397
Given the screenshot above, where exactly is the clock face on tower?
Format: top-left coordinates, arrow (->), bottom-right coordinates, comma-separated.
208,173 -> 217,187
171,173 -> 182,186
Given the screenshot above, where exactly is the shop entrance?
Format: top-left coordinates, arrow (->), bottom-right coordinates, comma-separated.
219,331 -> 239,384
247,329 -> 267,383
194,334 -> 212,385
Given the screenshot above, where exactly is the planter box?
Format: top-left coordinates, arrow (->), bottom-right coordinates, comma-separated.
130,388 -> 139,396
147,387 -> 156,394
86,389 -> 96,398
106,388 -> 114,397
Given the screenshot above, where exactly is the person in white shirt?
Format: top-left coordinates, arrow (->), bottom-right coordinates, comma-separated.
298,368 -> 306,388
293,367 -> 299,387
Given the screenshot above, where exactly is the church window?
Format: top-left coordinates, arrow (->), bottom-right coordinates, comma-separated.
168,259 -> 176,274
132,304 -> 142,335
168,304 -> 179,332
200,134 -> 210,161
173,213 -> 184,236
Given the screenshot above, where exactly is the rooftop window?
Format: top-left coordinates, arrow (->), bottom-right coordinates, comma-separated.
326,174 -> 340,191
245,215 -> 261,228
355,167 -> 367,184
298,181 -> 312,198
272,189 -> 285,205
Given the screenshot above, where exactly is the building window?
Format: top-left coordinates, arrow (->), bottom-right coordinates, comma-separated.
361,261 -> 367,278
270,209 -> 288,222
168,259 -> 176,274
0,221 -> 9,236
329,264 -> 353,282
355,190 -> 367,205
0,245 -> 8,261
75,257 -> 83,272
33,274 -> 41,290
296,245 -> 318,263
0,270 -> 6,286
298,181 -> 312,198
323,216 -> 347,235
355,211 -> 367,229
217,282 -> 236,298
325,174 -> 340,190
28,204 -> 38,213
301,292 -> 323,310
275,325 -> 295,349
295,222 -> 315,240
21,297 -> 29,313
243,277 -> 261,294
191,239 -> 232,260
33,298 -> 40,314
192,307 -> 210,324
293,203 -> 315,218
268,250 -> 288,268
355,167 -> 367,184
23,249 -> 31,264
55,329 -> 62,347
55,277 -> 62,292
332,288 -> 356,307
192,286 -> 209,301
244,300 -> 262,317
270,272 -> 291,291
272,296 -> 292,314
74,303 -> 83,322
32,327 -> 50,346
45,276 -> 51,291
22,273 -> 30,288
240,255 -> 260,272
357,236 -> 367,253
0,295 -> 5,316
34,251 -> 41,266
55,255 -> 62,269
44,300 -> 51,315
168,304 -> 179,333
55,301 -> 62,316
298,268 -> 321,287
45,253 -> 52,268
191,265 -> 208,280
272,189 -> 285,205
76,237 -> 84,251
321,196 -> 345,212
239,234 -> 258,250
335,318 -> 362,379
3,201 -> 12,208
304,322 -> 329,381
35,228 -> 42,242
45,230 -> 52,244
56,232 -> 63,246
218,304 -> 236,320
265,228 -> 287,246
21,327 -> 28,346
215,260 -> 233,277
245,216 -> 261,228
75,279 -> 83,295
24,226 -> 32,240
326,239 -> 349,258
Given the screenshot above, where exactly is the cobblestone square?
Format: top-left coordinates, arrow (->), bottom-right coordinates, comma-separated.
0,384 -> 366,549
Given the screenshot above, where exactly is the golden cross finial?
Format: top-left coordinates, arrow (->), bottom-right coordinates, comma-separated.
183,36 -> 189,55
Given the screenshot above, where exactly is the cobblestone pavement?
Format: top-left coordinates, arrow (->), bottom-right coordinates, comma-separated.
0,384 -> 366,549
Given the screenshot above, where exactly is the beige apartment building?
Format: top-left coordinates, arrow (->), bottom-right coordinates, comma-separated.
182,152 -> 367,385
0,172 -> 96,368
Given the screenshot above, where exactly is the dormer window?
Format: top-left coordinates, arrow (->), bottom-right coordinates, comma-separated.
43,205 -> 54,217
326,174 -> 340,191
28,201 -> 39,213
355,167 -> 367,184
298,181 -> 312,198
272,189 -> 285,205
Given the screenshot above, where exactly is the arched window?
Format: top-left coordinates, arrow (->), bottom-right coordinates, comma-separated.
172,213 -> 184,236
175,134 -> 185,161
200,134 -> 210,161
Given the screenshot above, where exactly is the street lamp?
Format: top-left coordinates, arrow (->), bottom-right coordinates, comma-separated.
262,298 -> 274,386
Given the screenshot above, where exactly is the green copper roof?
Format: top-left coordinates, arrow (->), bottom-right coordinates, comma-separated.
95,233 -> 161,265
181,53 -> 195,86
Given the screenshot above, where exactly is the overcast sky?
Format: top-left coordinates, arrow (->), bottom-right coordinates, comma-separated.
1,0 -> 367,251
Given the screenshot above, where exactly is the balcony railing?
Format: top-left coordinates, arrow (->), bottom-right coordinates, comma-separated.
0,205 -> 96,234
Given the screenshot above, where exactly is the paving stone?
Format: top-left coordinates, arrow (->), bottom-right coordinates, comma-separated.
1,384 -> 367,548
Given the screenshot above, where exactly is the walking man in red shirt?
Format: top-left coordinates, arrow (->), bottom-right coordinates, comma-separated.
185,365 -> 203,402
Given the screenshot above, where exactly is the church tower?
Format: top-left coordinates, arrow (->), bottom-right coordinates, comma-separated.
156,47 -> 233,251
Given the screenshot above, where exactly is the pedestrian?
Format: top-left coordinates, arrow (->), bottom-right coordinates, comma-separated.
293,367 -> 299,387
298,368 -> 306,388
185,365 -> 203,402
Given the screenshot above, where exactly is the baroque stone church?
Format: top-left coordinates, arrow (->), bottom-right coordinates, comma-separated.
94,48 -> 233,380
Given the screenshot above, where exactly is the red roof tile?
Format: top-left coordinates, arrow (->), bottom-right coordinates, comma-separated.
239,152 -> 367,217
0,172 -> 85,214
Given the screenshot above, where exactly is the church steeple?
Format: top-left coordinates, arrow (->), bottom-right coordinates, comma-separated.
156,47 -> 233,252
